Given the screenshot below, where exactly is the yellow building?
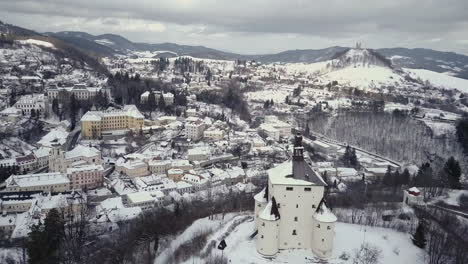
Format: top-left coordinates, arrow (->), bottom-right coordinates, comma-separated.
81,105 -> 144,139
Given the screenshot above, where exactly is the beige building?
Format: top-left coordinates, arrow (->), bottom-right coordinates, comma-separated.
203,129 -> 224,140
148,160 -> 171,175
81,105 -> 144,139
2,173 -> 71,193
116,159 -> 149,178
67,164 -> 104,190
0,199 -> 34,214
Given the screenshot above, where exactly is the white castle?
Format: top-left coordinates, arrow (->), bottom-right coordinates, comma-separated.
254,134 -> 337,258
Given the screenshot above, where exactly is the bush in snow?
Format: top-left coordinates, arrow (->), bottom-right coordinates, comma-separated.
352,242 -> 382,264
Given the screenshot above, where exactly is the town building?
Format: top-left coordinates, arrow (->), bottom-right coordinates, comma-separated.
2,172 -> 71,193
203,129 -> 224,140
123,191 -> 158,210
185,119 -> 205,141
254,134 -> 336,258
49,143 -> 102,173
13,93 -> 46,115
403,187 -> 424,205
47,84 -> 103,100
80,105 -> 144,139
140,91 -> 174,105
116,159 -> 150,178
187,147 -> 211,162
67,164 -> 104,190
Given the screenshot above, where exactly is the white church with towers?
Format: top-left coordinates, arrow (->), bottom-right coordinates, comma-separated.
254,133 -> 337,258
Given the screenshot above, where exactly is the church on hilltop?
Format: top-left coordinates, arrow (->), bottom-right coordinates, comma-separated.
254,133 -> 337,258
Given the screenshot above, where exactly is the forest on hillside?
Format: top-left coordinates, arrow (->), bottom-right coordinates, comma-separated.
307,112 -> 466,170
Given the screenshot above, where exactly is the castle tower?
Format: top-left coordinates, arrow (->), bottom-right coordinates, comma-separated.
256,197 -> 280,256
311,198 -> 337,258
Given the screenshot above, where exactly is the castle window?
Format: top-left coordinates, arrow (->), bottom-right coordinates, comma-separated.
327,226 -> 331,230
322,239 -> 325,242
261,235 -> 264,239
296,204 -> 299,208
304,187 -> 311,191
262,222 -> 265,227
286,187 -> 293,191
292,230 -> 297,235
277,203 -> 281,208
294,217 -> 298,222
312,204 -> 316,208
317,224 -> 320,228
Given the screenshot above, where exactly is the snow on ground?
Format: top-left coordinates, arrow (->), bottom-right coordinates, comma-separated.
423,120 -> 456,137
405,68 -> 468,93
433,189 -> 468,207
246,89 -> 290,103
320,65 -> 403,89
168,213 -> 424,264
95,39 -> 115,46
0,247 -> 23,263
279,61 -> 330,75
155,213 -> 242,264
18,39 -> 55,49
215,221 -> 424,264
37,126 -> 69,147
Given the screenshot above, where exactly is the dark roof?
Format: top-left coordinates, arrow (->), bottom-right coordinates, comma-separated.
292,158 -> 326,186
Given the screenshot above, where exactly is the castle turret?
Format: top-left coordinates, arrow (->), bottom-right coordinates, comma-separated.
254,186 -> 269,229
256,197 -> 280,256
311,198 -> 337,258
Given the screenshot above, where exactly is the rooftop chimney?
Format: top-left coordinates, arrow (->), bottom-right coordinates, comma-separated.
293,133 -> 304,161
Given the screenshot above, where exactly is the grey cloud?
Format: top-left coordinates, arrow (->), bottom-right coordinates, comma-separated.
0,0 -> 467,54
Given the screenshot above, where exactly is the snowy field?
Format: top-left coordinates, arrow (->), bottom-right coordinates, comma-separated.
158,214 -> 424,264
405,68 -> 468,93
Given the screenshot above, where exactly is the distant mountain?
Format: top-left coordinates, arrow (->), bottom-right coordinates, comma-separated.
253,47 -> 348,63
378,48 -> 468,80
4,21 -> 468,80
0,21 -> 39,36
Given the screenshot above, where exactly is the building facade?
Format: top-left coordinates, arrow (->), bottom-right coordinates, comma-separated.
81,105 -> 144,139
2,172 -> 71,193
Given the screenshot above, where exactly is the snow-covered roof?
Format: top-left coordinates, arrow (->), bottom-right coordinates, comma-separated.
313,202 -> 337,223
66,164 -> 104,174
33,147 -> 51,158
66,145 -> 100,160
6,172 -> 70,188
259,201 -> 279,221
254,188 -> 267,203
81,105 -> 144,122
126,191 -> 156,204
38,127 -> 69,147
269,161 -> 325,186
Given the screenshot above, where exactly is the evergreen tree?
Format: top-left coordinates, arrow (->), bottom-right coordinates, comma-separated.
443,156 -> 461,189
147,92 -> 157,114
411,220 -> 427,249
27,209 -> 64,264
305,123 -> 310,136
414,163 -> 433,187
401,168 -> 411,185
158,93 -> 166,111
383,165 -> 393,186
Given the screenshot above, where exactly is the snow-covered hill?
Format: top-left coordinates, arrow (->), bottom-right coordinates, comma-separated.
274,48 -> 468,93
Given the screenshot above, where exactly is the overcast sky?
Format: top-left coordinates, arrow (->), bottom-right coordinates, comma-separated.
1,0 -> 468,55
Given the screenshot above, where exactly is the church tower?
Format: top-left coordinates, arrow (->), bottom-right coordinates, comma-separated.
49,140 -> 66,173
